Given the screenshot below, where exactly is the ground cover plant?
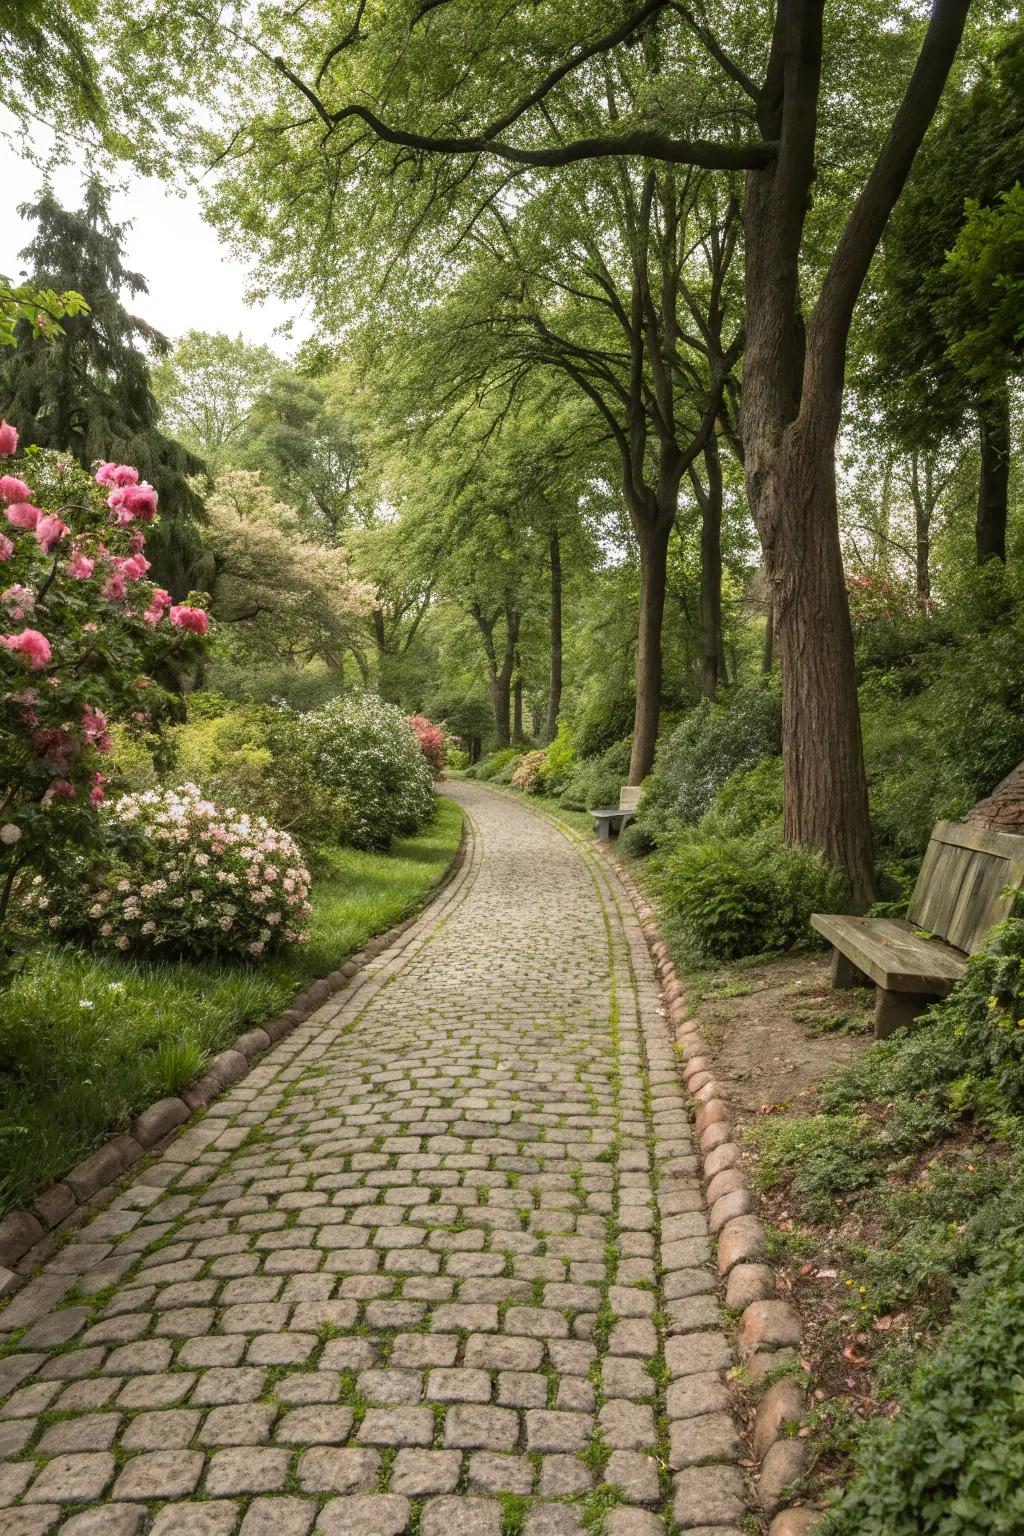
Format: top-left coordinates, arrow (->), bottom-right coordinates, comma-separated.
0,795 -> 462,1215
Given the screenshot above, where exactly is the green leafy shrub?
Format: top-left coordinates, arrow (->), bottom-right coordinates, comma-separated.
644,683 -> 782,827
822,1234 -> 1024,1536
746,1113 -> 878,1221
537,722 -> 576,795
559,736 -> 632,811
697,755 -> 785,839
170,706 -> 275,817
286,694 -> 436,850
620,821 -> 657,859
468,747 -> 520,781
490,751 -> 527,785
656,829 -> 846,961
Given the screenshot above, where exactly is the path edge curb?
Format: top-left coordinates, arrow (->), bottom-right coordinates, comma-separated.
0,799 -> 470,1297
591,837 -> 821,1536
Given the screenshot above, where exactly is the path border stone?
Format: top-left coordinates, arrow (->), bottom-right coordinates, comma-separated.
589,835 -> 820,1536
0,812 -> 469,1298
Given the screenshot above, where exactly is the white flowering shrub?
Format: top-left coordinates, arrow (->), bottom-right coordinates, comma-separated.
40,784 -> 311,959
293,694 -> 436,850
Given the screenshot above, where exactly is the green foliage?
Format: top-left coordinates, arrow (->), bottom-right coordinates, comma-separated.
468,748 -> 521,781
696,755 -> 785,839
821,1234 -> 1024,1536
288,694 -> 436,849
619,821 -> 657,859
559,736 -> 632,812
656,830 -> 846,963
747,1113 -> 877,1222
643,684 -> 782,827
537,721 -> 576,795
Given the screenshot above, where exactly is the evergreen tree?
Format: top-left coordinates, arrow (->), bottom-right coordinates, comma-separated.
0,181 -> 205,593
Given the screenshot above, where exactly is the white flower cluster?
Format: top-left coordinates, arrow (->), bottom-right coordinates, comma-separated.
67,783 -> 312,959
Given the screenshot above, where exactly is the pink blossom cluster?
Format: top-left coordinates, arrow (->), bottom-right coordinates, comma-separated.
405,713 -> 448,776
48,784 -> 313,960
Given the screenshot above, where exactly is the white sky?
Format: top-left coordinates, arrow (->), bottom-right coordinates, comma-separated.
0,124 -> 312,354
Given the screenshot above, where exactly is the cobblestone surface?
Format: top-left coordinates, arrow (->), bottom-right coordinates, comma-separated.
0,783 -> 744,1534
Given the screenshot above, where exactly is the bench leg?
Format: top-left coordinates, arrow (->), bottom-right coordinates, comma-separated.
874,987 -> 933,1040
832,949 -> 871,989
594,819 -> 610,843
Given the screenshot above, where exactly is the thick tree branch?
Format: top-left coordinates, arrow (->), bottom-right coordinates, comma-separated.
806,0 -> 972,410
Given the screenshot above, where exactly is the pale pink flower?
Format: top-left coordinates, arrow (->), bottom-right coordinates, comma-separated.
42,778 -> 75,803
81,704 -> 109,743
2,585 -> 34,620
68,550 -> 95,580
6,502 -> 38,530
0,476 -> 31,503
0,422 -> 18,457
169,604 -> 209,635
90,772 -> 106,806
0,535 -> 13,562
108,482 -> 157,522
35,514 -> 67,553
102,571 -> 127,602
1,628 -> 51,668
95,462 -> 139,489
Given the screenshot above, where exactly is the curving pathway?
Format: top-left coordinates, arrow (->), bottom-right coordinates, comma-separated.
0,783 -> 745,1536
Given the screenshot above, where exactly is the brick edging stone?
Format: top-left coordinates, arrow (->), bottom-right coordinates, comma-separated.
591,838 -> 820,1536
0,805 -> 470,1297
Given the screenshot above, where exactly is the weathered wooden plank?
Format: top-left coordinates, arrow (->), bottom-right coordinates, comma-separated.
931,820 -> 1024,858
810,913 -> 966,993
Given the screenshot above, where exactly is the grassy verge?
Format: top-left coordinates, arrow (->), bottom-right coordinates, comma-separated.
0,796 -> 463,1217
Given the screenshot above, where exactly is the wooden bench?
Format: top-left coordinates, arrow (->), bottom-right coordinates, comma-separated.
812,820 -> 1024,1038
590,785 -> 642,842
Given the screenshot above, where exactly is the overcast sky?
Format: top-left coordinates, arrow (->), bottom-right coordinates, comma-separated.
1,122 -> 312,354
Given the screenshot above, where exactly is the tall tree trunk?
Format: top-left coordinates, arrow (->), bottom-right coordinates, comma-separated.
490,675 -> 512,748
910,450 -> 932,602
763,598 -> 774,674
512,649 -> 525,744
759,418 -> 875,907
977,386 -> 1010,565
545,529 -> 563,742
698,437 -> 724,701
628,518 -> 672,785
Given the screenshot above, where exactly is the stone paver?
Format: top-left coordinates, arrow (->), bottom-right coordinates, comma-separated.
0,783 -> 746,1531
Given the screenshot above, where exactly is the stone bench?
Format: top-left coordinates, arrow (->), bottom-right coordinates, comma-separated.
590,785 -> 642,842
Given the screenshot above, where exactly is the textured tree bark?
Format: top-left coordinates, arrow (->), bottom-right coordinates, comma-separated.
697,437 -> 724,701
762,416 -> 875,907
512,649 -> 525,744
545,529 -> 563,742
910,450 -> 932,601
976,386 -> 1010,565
629,518 -> 672,784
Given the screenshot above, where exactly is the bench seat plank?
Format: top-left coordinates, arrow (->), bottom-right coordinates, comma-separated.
810,913 -> 966,994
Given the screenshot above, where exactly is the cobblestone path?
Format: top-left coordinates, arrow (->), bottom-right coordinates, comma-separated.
0,783 -> 744,1536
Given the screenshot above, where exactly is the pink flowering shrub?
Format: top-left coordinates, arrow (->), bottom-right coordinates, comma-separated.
405,713 -> 448,776
41,784 -> 311,960
0,429 -> 210,969
511,750 -> 547,794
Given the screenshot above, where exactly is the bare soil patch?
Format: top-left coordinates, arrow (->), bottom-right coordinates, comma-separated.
690,951 -> 874,1127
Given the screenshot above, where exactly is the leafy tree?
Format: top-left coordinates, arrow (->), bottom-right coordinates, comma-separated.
202,468 -> 372,673
151,329 -> 279,464
0,184 -> 205,593
182,0 -> 994,903
239,371 -> 362,539
858,25 -> 1024,567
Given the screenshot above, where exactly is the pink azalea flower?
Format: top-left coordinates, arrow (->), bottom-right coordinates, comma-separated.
142,603 -> 164,626
102,571 -> 127,602
1,628 -> 51,668
129,531 -> 147,555
68,550 -> 95,580
108,482 -> 158,523
115,553 -> 150,580
95,462 -> 139,489
90,772 -> 106,806
0,535 -> 12,562
42,778 -> 75,804
0,476 -> 32,503
35,514 -> 67,553
169,604 -> 209,635
6,502 -> 38,530
0,422 -> 18,457
81,703 -> 109,743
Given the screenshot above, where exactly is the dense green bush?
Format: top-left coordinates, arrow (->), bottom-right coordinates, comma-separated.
468,747 -> 520,781
288,695 -> 436,850
643,683 -> 782,827
696,755 -> 785,839
822,1233 -> 1024,1536
537,722 -> 576,795
620,821 -> 657,859
656,829 -> 846,961
559,735 -> 632,811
